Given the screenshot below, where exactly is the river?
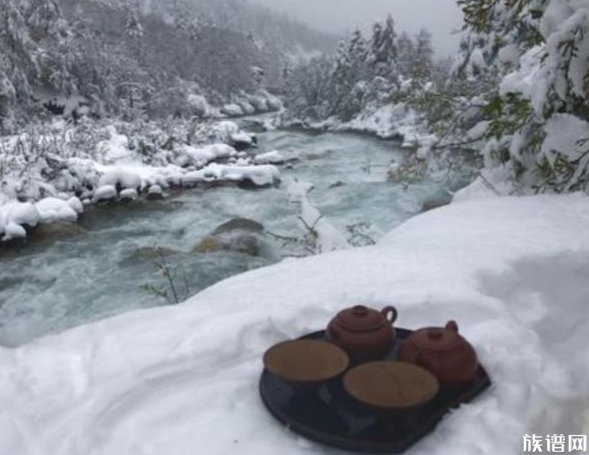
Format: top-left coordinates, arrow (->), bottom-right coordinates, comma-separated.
0,126 -> 461,346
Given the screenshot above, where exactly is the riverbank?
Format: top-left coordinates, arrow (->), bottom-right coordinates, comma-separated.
0,118 -> 280,244
270,101 -> 439,156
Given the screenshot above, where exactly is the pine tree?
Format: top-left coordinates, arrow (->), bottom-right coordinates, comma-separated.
412,29 -> 433,80
396,31 -> 415,77
370,15 -> 397,78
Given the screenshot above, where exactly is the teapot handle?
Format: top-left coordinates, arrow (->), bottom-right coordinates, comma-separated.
382,306 -> 398,324
446,320 -> 459,332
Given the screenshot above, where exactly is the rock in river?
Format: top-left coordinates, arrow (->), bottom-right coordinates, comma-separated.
194,217 -> 266,257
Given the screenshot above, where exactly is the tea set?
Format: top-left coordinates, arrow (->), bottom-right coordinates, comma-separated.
260,304 -> 489,452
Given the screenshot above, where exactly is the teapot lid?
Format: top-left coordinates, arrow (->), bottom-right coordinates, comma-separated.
335,305 -> 387,332
411,321 -> 465,351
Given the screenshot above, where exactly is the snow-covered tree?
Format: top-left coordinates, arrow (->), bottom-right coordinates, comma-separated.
396,31 -> 415,76
458,0 -> 589,192
369,15 -> 397,78
412,29 -> 434,80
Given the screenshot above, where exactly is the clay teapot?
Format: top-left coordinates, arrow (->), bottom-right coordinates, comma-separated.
397,320 -> 478,385
326,305 -> 398,362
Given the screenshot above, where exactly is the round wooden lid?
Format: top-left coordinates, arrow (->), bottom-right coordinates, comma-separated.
264,339 -> 349,383
344,361 -> 439,410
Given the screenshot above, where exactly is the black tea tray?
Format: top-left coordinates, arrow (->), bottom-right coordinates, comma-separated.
259,328 -> 491,454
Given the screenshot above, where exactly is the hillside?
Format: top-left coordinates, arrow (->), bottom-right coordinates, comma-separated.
0,0 -> 336,129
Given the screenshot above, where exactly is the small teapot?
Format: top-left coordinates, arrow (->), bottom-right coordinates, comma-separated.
326,305 -> 398,362
397,320 -> 478,385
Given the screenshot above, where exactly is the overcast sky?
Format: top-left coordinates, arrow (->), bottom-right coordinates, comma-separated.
249,0 -> 464,56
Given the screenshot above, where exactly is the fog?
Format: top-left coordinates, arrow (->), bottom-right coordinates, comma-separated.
249,0 -> 464,56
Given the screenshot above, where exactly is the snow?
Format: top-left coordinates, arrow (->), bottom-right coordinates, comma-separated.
0,121 -> 281,242
3,202 -> 39,228
97,169 -> 142,190
286,178 -> 314,203
542,114 -> 589,162
221,103 -> 244,117
253,150 -> 285,164
119,188 -> 138,201
67,197 -> 84,215
35,197 -> 79,223
286,176 -> 349,252
147,184 -> 163,196
291,102 -> 439,150
2,222 -> 26,241
0,198 -> 83,240
183,163 -> 280,187
338,103 -> 411,139
299,195 -> 350,253
97,126 -> 131,163
93,185 -> 118,203
186,94 -> 210,117
213,120 -> 240,139
0,195 -> 588,454
231,131 -> 254,145
182,143 -> 235,168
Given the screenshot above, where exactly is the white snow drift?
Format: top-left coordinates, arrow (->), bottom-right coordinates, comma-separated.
0,194 -> 588,454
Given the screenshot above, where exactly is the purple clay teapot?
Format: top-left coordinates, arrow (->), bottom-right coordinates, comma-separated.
326,305 -> 398,362
397,320 -> 478,385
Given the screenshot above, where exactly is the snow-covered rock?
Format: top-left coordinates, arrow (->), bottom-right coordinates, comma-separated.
146,185 -> 164,200
1,221 -> 26,241
93,185 -> 118,203
187,94 -> 210,117
253,150 -> 285,165
230,132 -> 254,150
35,198 -> 79,223
4,202 -> 39,228
119,189 -> 138,201
221,103 -> 244,117
236,100 -> 256,115
67,197 -> 84,215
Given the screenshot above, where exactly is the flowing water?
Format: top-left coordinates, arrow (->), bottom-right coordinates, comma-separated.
0,126 -> 461,346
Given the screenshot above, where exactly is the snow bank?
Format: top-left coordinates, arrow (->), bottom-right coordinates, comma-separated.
0,197 -> 83,240
2,195 -> 588,454
285,102 -> 438,149
183,163 -> 280,187
0,121 -> 281,242
352,103 -> 438,151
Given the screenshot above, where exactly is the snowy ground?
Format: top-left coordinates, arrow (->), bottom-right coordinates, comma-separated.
1,194 -> 588,454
